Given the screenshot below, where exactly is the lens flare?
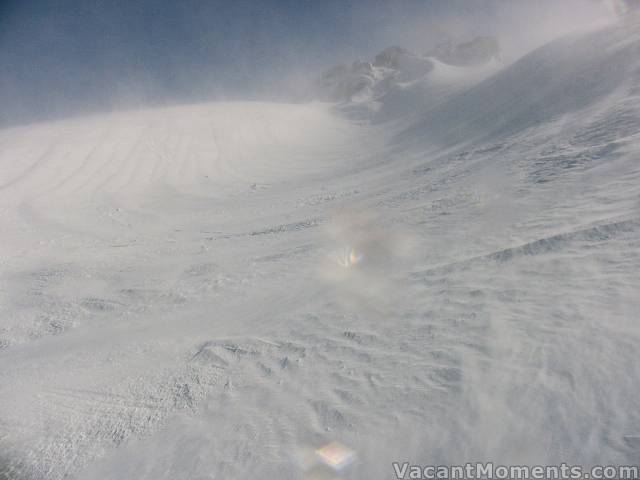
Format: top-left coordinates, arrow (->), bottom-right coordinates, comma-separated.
315,441 -> 357,471
337,246 -> 364,268
293,441 -> 357,478
603,0 -> 630,15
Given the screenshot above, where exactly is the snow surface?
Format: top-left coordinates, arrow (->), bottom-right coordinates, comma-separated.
1,15 -> 640,480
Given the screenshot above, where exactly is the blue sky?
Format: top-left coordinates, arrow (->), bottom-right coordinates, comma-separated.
0,0 -> 611,126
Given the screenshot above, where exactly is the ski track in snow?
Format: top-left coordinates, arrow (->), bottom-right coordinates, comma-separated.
1,17 -> 640,480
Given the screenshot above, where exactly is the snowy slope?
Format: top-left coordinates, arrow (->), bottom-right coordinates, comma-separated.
398,17 -> 640,147
1,15 -> 640,480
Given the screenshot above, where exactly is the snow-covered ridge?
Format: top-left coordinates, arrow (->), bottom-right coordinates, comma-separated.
396,14 -> 640,147
316,37 -> 502,120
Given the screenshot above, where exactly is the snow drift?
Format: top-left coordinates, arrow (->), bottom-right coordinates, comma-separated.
1,13 -> 640,480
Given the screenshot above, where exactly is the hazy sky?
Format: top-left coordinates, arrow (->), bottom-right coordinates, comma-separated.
0,0 -> 613,127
